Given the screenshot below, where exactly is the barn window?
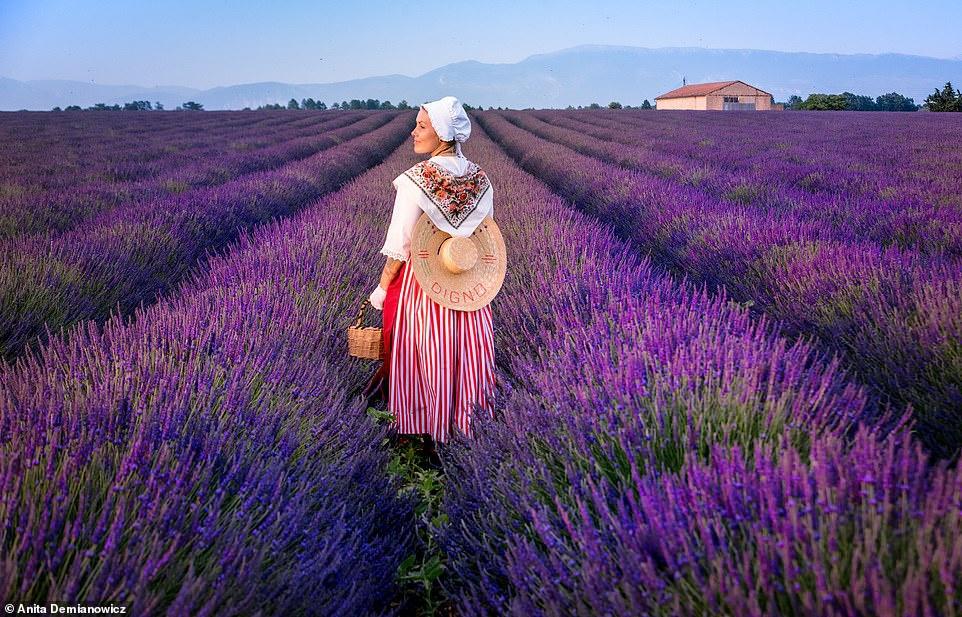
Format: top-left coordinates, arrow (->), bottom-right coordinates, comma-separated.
723,96 -> 739,103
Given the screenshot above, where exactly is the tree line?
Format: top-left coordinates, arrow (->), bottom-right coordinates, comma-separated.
46,82 -> 962,113
783,82 -> 961,112
52,100 -> 203,111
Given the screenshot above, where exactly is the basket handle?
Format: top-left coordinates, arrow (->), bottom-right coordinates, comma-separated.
352,299 -> 370,328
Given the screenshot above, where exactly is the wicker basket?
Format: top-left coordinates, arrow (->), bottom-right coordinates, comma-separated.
347,299 -> 383,360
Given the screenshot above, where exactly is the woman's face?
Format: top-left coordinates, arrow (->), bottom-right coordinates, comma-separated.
412,107 -> 441,154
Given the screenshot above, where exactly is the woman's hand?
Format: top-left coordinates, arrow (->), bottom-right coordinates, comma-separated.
369,285 -> 387,310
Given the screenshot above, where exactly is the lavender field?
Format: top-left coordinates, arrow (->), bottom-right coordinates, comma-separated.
1,109 -> 960,615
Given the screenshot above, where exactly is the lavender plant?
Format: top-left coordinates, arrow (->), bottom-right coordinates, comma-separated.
475,110 -> 962,459
0,112 -> 411,361
431,118 -> 961,617
0,121 -> 424,614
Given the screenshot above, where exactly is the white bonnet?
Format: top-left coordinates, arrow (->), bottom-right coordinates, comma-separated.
422,96 -> 471,154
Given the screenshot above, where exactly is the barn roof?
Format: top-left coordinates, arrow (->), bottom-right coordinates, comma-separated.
655,80 -> 771,100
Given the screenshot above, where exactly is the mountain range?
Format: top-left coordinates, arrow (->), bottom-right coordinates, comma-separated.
2,44 -> 960,111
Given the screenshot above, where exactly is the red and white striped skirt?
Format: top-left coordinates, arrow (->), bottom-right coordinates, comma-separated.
388,261 -> 496,443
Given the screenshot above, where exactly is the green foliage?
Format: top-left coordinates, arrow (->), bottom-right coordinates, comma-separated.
300,97 -> 327,110
608,101 -> 622,109
641,99 -> 653,110
841,91 -> 877,111
123,100 -> 153,111
798,93 -> 850,111
588,102 -> 601,109
287,98 -> 300,110
797,91 -> 919,112
178,101 -> 204,111
876,92 -> 918,111
366,407 -> 451,616
924,82 -> 962,111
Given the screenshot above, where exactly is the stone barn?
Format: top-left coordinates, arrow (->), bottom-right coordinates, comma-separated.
655,81 -> 775,111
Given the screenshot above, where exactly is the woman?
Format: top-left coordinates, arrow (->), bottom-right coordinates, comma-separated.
366,96 -> 497,448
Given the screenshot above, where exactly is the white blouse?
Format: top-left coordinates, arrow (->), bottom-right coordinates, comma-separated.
379,154 -> 494,262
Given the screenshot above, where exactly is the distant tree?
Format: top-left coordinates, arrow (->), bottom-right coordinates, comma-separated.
179,101 -> 204,111
301,97 -> 316,109
154,101 -> 164,110
51,106 -> 62,111
641,99 -> 653,110
124,100 -> 153,111
380,100 -> 395,109
588,102 -> 601,109
318,102 -> 327,110
608,101 -> 622,109
840,92 -> 877,111
341,100 -> 349,110
798,93 -> 848,111
242,106 -> 251,111
65,105 -> 82,111
287,98 -> 300,110
331,102 -> 340,109
87,103 -> 121,111
397,100 -> 410,110
876,92 -> 918,111
256,102 -> 283,110
924,82 -> 962,111
786,95 -> 803,110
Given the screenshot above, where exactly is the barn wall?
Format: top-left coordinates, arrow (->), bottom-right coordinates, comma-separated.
716,82 -> 773,110
704,95 -> 774,110
656,96 -> 707,110
714,82 -> 765,96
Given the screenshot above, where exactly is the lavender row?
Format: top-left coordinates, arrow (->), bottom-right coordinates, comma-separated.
435,115 -> 962,616
553,110 -> 962,256
578,109 -> 962,212
0,112 -> 411,361
517,110 -> 962,258
0,111 -> 308,188
0,111 -> 371,240
476,110 -> 962,460
0,124 -> 424,613
0,111 -> 333,230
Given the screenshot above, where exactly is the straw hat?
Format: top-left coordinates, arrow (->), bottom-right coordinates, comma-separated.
410,212 -> 506,311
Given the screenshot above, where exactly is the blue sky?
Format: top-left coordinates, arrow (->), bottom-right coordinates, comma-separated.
1,0 -> 960,89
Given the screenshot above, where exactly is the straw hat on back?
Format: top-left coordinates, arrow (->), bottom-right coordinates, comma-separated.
410,213 -> 506,311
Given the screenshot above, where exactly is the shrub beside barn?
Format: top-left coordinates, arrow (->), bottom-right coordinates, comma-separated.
655,80 -> 780,110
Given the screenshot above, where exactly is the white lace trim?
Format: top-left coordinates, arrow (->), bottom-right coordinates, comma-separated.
380,247 -> 408,262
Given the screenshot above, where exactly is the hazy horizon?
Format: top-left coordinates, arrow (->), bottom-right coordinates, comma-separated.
2,0 -> 960,89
